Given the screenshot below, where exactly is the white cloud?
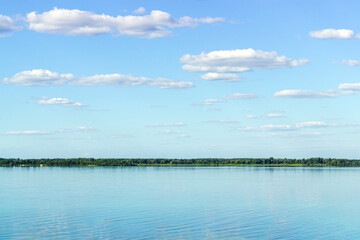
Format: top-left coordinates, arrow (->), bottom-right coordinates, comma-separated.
37,97 -> 85,107
222,93 -> 257,99
2,69 -> 193,89
26,8 -> 224,38
201,73 -> 243,82
274,90 -> 340,98
338,83 -> 360,91
310,29 -> 359,39
341,59 -> 360,66
133,7 -> 146,14
0,15 -> 22,35
148,122 -> 185,127
180,48 -> 308,73
5,130 -> 51,135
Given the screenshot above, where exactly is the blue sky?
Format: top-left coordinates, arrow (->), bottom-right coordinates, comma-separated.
1,0 -> 360,159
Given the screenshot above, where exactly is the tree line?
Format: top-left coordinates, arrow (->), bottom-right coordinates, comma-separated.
1,157 -> 360,167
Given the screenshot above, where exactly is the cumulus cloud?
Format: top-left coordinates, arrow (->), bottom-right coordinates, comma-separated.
5,130 -> 51,135
222,93 -> 257,99
201,73 -> 243,82
37,97 -> 85,107
26,8 -> 224,38
341,59 -> 360,66
148,122 -> 186,127
133,7 -> 146,14
180,48 -> 308,73
0,15 -> 22,36
2,69 -> 193,89
310,29 -> 359,39
274,90 -> 340,98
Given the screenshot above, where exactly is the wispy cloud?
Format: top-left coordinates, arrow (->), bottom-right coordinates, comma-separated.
201,73 -> 243,82
274,90 -> 341,98
26,7 -> 224,38
222,93 -> 257,99
58,126 -> 97,133
148,122 -> 185,127
338,83 -> 360,91
205,120 -> 239,124
5,126 -> 97,136
2,69 -> 193,89
37,97 -> 85,107
340,59 -> 360,66
5,130 -> 51,135
151,129 -> 190,138
238,121 -> 357,132
310,28 -> 360,39
246,113 -> 285,119
110,134 -> 134,138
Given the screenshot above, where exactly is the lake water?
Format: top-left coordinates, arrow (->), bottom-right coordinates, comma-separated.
1,167 -> 360,239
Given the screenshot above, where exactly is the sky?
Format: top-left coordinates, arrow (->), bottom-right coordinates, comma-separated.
1,0 -> 360,159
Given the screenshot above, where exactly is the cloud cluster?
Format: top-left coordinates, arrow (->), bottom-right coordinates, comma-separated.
0,14 -> 22,36
310,29 -> 359,39
37,97 -> 85,107
2,69 -> 193,89
180,48 -> 308,74
26,8 -> 224,38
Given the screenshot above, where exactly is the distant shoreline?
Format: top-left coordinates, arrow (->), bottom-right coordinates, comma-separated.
1,158 -> 360,167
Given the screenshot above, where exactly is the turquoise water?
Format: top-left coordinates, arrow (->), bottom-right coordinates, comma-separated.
1,167 -> 360,239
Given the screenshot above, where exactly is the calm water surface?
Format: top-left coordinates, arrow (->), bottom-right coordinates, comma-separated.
1,167 -> 360,239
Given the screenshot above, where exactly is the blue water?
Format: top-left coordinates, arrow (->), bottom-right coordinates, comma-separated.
1,167 -> 360,239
